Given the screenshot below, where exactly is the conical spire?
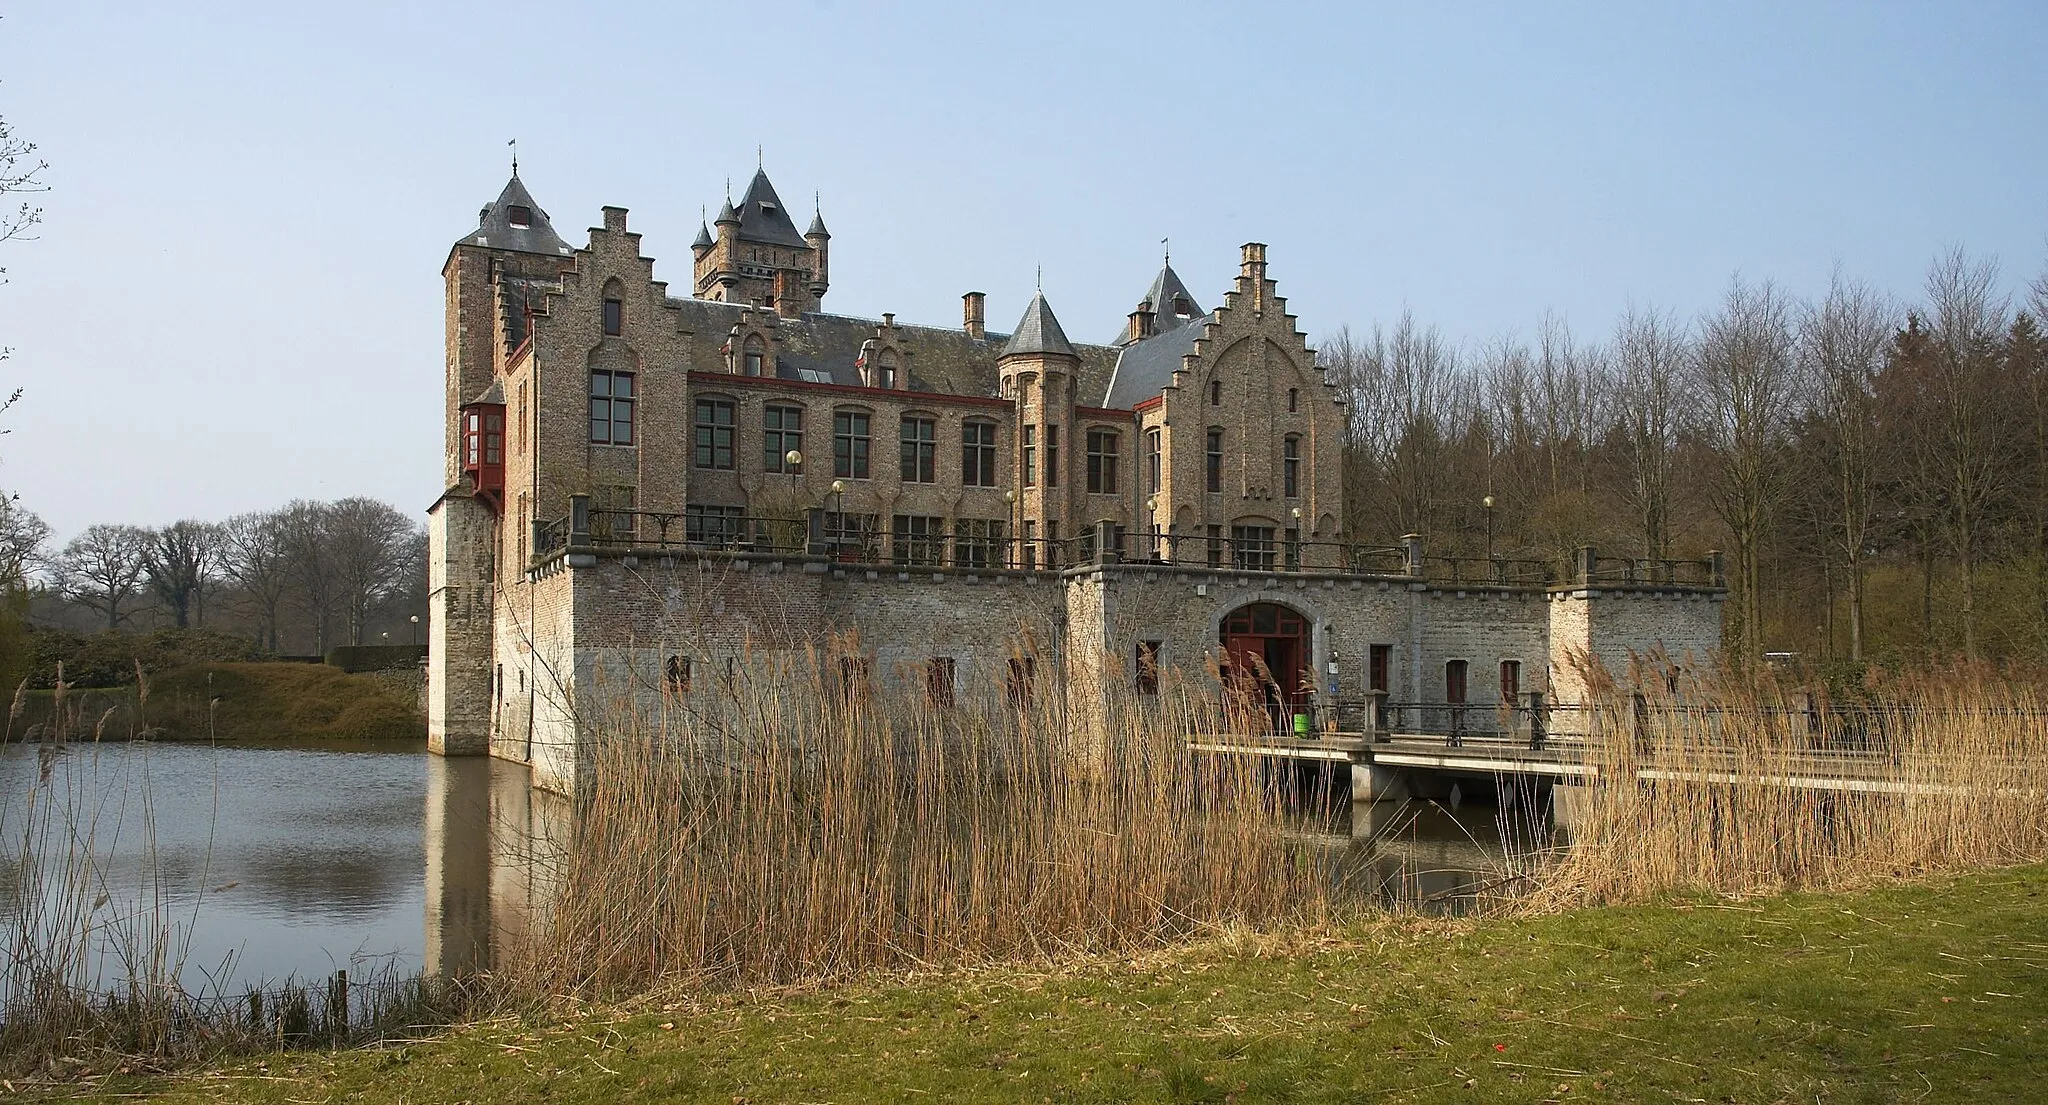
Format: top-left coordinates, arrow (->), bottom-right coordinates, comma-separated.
806,199 -> 829,239
733,167 -> 807,248
1001,290 -> 1077,359
716,191 -> 740,225
693,214 -> 714,250
455,172 -> 570,256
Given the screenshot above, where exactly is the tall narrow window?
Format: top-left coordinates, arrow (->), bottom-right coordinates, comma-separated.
1445,660 -> 1469,705
900,416 -> 937,483
1045,425 -> 1060,487
1021,424 -> 1037,487
1209,380 -> 1221,406
1205,428 -> 1223,493
516,383 -> 528,454
1145,427 -> 1161,495
1499,660 -> 1521,702
1288,387 -> 1298,412
764,405 -> 803,472
1283,436 -> 1300,498
833,410 -> 871,478
602,298 -> 623,337
742,335 -> 766,377
1085,430 -> 1119,494
1135,640 -> 1162,695
1006,656 -> 1035,707
926,657 -> 956,708
693,397 -> 736,469
962,421 -> 997,487
589,370 -> 635,445
1369,644 -> 1392,693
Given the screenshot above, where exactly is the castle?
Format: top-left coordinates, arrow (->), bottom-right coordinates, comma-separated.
427,165 -> 1725,795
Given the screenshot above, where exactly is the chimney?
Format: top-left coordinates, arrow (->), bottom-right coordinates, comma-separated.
1240,242 -> 1268,311
962,292 -> 986,339
1126,299 -> 1157,343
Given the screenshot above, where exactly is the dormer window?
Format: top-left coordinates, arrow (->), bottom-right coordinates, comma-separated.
761,201 -> 779,215
1173,296 -> 1190,317
507,205 -> 533,229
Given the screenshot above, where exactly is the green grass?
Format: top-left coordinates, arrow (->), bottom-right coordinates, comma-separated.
66,867 -> 2048,1103
22,662 -> 424,742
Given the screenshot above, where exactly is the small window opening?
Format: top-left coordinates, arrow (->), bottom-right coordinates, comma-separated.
665,656 -> 692,696
1288,388 -> 1298,412
507,205 -> 532,228
1210,380 -> 1222,406
602,298 -> 623,336
1135,640 -> 1163,695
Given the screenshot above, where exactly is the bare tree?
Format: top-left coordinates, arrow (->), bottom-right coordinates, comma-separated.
1609,304 -> 1689,560
218,509 -> 293,651
1693,275 -> 1805,661
324,496 -> 416,645
1797,270 -> 1897,662
1907,248 -> 2017,659
141,520 -> 219,629
279,500 -> 338,653
0,496 -> 49,590
58,524 -> 151,630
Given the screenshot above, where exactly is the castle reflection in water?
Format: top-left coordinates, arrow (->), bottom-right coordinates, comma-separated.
423,755 -> 572,977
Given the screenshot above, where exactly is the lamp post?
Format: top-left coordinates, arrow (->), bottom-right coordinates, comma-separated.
1146,496 -> 1159,560
409,614 -> 419,645
785,449 -> 802,472
830,478 -> 846,559
1482,495 -> 1496,574
1004,489 -> 1018,568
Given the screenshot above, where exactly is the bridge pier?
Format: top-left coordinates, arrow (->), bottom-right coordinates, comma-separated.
1350,761 -> 1410,804
1550,780 -> 1593,834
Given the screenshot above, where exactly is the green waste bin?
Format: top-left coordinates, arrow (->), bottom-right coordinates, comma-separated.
1293,712 -> 1311,736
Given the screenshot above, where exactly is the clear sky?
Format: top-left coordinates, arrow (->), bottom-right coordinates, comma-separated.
2,1 -> 2043,543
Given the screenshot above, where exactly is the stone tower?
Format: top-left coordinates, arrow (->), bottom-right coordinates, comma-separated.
691,168 -> 827,318
429,170 -> 573,756
999,291 -> 1081,560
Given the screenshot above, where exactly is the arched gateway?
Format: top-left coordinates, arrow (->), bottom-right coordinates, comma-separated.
1219,602 -> 1311,732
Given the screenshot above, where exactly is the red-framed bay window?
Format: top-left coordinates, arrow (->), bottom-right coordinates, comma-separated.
461,401 -> 506,512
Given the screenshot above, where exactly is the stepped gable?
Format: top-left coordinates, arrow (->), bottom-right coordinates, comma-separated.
734,169 -> 809,249
1101,312 -> 1213,409
665,297 -> 1116,400
454,172 -> 572,257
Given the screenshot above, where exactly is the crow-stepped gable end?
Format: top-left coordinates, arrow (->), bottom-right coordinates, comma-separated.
427,165 -> 1726,795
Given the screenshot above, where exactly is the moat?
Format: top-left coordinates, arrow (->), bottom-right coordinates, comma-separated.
0,739 -> 1523,997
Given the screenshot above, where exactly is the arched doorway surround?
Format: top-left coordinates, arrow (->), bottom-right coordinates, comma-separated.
1218,602 -> 1312,732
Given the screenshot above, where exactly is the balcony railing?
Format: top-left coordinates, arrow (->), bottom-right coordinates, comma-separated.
527,501 -> 1725,592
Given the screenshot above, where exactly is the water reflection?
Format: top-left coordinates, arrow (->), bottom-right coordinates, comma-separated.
422,755 -> 569,977
1293,794 -> 1553,914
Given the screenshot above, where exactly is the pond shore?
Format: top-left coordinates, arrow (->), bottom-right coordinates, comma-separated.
17,662 -> 424,742
72,865 -> 2048,1104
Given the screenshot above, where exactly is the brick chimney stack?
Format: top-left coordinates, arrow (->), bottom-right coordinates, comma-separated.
1240,242 -> 1268,312
1126,299 -> 1157,343
962,291 -> 986,339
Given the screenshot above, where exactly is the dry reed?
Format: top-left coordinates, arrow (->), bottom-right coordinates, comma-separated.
491,641 -> 1327,1000
1535,660 -> 2048,906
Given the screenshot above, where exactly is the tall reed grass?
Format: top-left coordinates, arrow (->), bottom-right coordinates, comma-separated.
1536,660 -> 2048,906
492,641 -> 1328,1000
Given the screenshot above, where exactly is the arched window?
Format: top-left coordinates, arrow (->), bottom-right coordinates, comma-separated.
1283,436 -> 1300,498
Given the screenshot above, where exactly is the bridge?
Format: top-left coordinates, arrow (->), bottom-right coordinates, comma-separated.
1189,699 -> 1996,830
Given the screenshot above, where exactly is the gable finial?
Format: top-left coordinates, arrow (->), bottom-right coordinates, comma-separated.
1036,265 -> 1042,292
508,137 -> 518,176
1162,236 -> 1169,264
758,144 -> 763,170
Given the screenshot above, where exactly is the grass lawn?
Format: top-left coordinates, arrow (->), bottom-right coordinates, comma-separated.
71,867 -> 2048,1103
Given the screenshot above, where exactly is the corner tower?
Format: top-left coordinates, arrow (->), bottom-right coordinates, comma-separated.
692,167 -> 828,318
1000,291 -> 1082,555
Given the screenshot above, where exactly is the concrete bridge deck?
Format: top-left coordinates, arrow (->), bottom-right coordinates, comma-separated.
1187,730 -> 2004,808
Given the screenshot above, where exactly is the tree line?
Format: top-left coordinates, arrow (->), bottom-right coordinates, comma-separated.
1322,247 -> 2048,668
2,496 -> 427,656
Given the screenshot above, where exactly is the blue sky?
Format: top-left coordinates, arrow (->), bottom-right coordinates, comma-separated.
3,1 -> 2044,542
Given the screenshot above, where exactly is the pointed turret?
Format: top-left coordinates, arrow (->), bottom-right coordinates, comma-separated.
734,168 -> 807,248
806,208 -> 829,239
455,172 -> 570,257
1114,261 -> 1202,343
1001,291 -> 1077,359
716,194 -> 740,227
692,219 -> 714,251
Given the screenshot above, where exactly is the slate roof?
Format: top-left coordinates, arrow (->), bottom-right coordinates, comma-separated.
1101,312 -> 1211,409
1000,292 -> 1078,359
455,174 -> 572,257
662,298 -> 1118,403
734,169 -> 809,249
1112,263 -> 1204,343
